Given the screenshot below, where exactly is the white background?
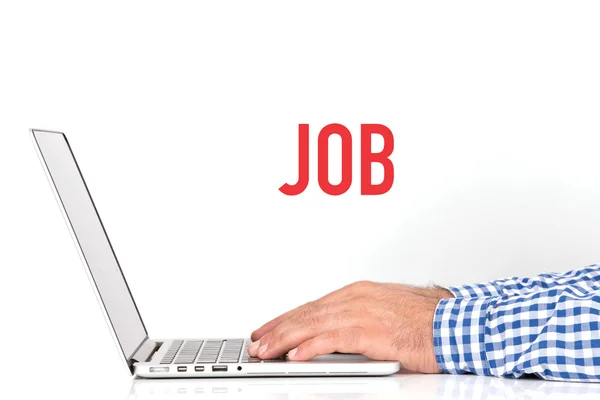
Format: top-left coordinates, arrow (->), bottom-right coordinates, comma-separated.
1,1 -> 600,398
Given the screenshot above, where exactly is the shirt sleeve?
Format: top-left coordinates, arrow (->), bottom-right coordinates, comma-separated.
447,264 -> 600,299
433,283 -> 600,382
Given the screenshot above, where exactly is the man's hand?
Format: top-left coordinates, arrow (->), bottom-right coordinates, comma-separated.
248,281 -> 453,373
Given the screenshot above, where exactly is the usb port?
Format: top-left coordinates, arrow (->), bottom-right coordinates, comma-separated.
212,365 -> 228,372
177,366 -> 187,372
195,366 -> 205,372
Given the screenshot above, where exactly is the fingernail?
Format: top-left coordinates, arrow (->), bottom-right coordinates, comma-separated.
248,341 -> 260,356
288,348 -> 298,360
258,343 -> 268,356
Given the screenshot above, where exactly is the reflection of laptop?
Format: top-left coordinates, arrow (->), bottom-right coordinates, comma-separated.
128,377 -> 403,398
31,129 -> 400,378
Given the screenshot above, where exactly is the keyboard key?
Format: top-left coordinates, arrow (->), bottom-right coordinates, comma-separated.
217,339 -> 244,363
196,340 -> 224,364
175,340 -> 204,364
160,340 -> 184,364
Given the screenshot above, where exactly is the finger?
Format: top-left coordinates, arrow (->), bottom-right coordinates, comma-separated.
257,311 -> 361,359
254,301 -> 346,356
249,303 -> 316,356
250,301 -> 314,342
250,307 -> 301,343
251,302 -> 331,357
250,282 -> 367,342
286,328 -> 366,361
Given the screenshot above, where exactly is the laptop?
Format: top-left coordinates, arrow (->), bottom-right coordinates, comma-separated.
31,129 -> 401,378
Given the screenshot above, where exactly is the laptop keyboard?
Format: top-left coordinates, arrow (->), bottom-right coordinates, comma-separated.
159,339 -> 280,365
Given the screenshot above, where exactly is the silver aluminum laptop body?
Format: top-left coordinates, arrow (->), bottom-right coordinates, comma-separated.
31,129 -> 401,378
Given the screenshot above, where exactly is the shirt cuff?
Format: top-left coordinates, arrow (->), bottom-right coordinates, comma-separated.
446,281 -> 504,299
433,296 -> 496,375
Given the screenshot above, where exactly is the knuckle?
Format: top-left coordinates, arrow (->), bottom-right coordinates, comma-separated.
352,280 -> 375,290
334,312 -> 354,323
357,305 -> 370,316
261,332 -> 273,344
279,330 -> 294,344
309,315 -> 321,330
292,308 -> 313,324
299,342 -> 313,356
327,330 -> 341,341
346,329 -> 365,353
347,329 -> 362,345
305,300 -> 318,310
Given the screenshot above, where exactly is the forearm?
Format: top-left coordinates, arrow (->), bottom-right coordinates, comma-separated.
449,264 -> 600,299
434,285 -> 600,382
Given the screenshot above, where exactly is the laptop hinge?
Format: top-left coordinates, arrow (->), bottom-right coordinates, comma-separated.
128,338 -> 159,371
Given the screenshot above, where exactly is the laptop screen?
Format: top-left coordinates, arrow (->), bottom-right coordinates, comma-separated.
32,130 -> 148,362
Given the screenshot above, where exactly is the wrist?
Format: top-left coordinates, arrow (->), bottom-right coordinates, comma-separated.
429,286 -> 454,300
398,284 -> 454,300
402,295 -> 443,373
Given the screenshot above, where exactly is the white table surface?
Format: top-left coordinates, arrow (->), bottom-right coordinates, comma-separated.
127,371 -> 600,400
11,369 -> 600,400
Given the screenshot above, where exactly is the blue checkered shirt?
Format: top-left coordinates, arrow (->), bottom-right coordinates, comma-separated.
433,264 -> 600,382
